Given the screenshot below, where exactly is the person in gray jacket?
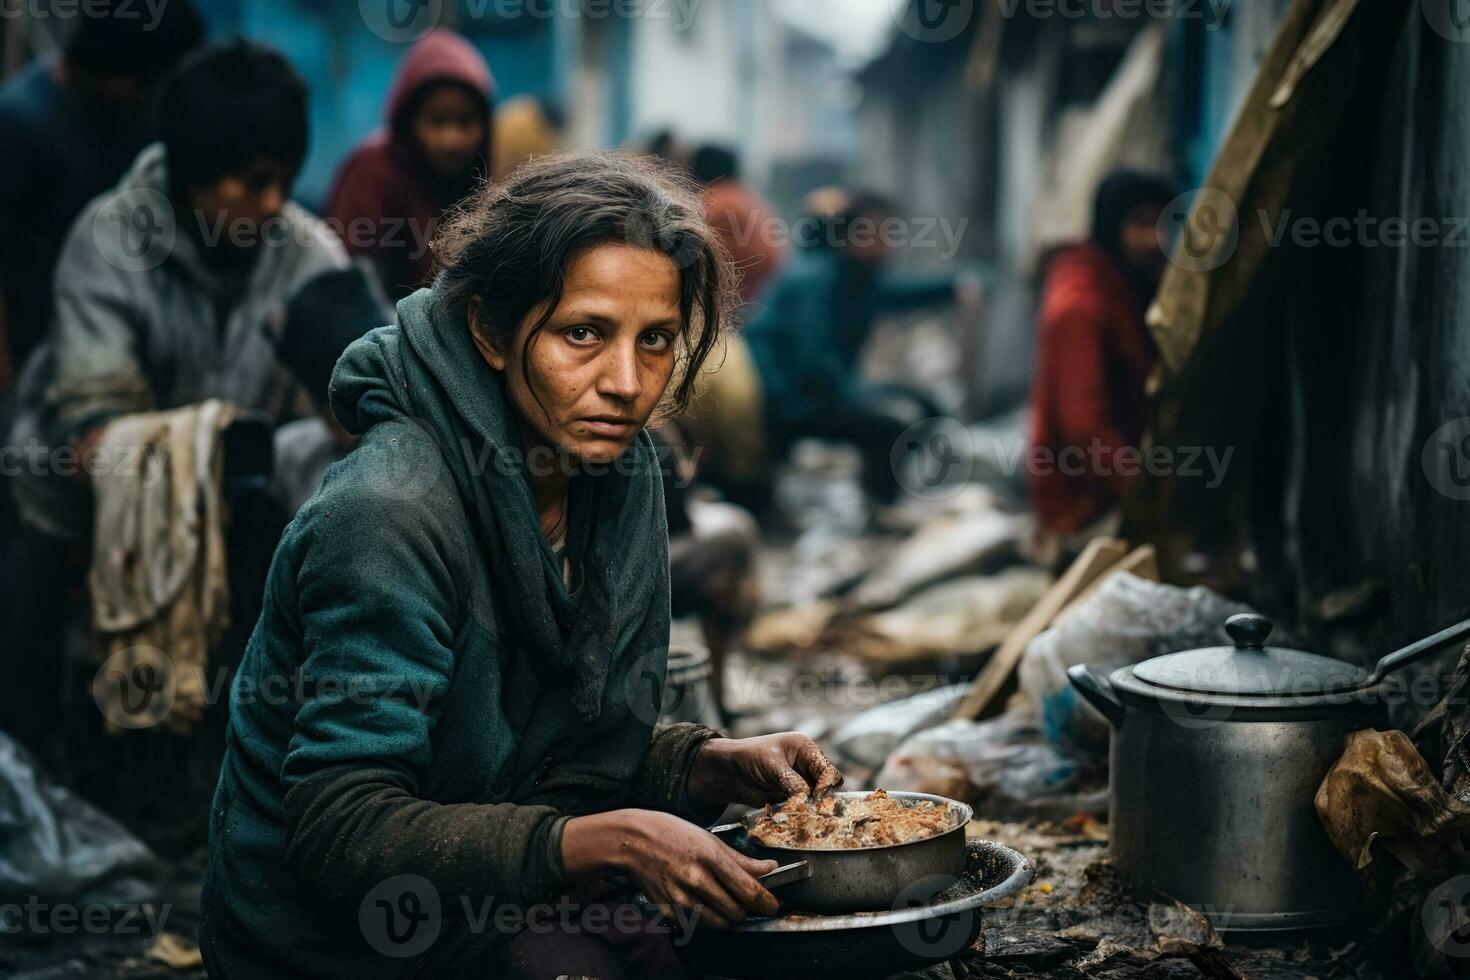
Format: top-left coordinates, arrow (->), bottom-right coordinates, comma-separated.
3,41 -> 357,756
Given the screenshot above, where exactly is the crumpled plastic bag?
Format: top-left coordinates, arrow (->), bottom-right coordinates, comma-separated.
1018,572 -> 1254,751
875,706 -> 1103,820
1315,729 -> 1470,879
832,683 -> 971,769
0,729 -> 160,910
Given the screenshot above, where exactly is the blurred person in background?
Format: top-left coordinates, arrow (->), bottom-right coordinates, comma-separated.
491,93 -> 565,181
0,0 -> 205,389
690,144 -> 786,307
2,40 -> 358,757
671,145 -> 784,518
743,188 -> 980,505
1027,169 -> 1177,569
325,29 -> 495,302
642,127 -> 687,170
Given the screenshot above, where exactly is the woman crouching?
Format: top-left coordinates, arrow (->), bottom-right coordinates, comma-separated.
200,151 -> 842,979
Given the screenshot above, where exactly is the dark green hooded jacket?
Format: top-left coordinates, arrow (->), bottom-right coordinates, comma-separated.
199,286 -> 718,979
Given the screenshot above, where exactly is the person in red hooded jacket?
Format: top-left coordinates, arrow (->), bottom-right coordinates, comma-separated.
325,29 -> 495,301
1027,170 -> 1177,564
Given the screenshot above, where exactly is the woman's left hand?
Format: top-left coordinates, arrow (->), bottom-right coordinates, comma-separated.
686,733 -> 844,809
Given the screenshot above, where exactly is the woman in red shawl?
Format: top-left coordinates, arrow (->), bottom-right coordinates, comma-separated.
1027,170 -> 1176,565
325,29 -> 495,301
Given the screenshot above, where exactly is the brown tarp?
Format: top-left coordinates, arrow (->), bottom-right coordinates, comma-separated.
1122,0 -> 1405,578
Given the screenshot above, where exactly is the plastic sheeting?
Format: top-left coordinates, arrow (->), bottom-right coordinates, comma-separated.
0,730 -> 159,910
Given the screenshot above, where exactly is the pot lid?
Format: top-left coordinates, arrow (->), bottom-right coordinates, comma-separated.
1131,614 -> 1369,697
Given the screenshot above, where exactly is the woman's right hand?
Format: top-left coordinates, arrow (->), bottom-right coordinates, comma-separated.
562,810 -> 780,929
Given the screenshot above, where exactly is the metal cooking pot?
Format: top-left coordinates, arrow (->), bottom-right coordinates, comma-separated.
1068,612 -> 1470,933
711,791 -> 973,914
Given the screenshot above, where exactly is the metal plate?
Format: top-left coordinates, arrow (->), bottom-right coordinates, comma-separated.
636,838 -> 1032,934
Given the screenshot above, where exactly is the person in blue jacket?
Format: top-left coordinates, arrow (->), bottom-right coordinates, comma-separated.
743,189 -> 978,503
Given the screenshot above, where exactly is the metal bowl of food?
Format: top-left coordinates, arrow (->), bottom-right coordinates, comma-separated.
712,790 -> 973,914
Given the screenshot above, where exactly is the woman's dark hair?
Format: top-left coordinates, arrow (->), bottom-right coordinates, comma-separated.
433,150 -> 737,422
159,40 -> 309,200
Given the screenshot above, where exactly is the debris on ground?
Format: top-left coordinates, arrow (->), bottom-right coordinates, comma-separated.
1316,728 -> 1470,882
848,507 -> 1029,612
832,569 -> 1051,664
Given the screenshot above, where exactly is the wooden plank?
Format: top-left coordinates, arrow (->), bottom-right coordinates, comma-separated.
1072,543 -> 1159,605
952,537 -> 1129,720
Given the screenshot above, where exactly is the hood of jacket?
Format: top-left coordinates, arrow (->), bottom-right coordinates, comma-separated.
327,285 -> 668,722
386,29 -> 496,136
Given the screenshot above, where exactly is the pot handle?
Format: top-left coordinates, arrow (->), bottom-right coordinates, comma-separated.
710,821 -> 813,893
758,861 -> 813,891
1068,664 -> 1125,729
1366,618 -> 1470,687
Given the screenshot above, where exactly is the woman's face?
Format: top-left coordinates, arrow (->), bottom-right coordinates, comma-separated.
473,244 -> 683,467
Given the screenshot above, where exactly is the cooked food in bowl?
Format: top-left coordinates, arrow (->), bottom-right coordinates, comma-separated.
748,789 -> 961,849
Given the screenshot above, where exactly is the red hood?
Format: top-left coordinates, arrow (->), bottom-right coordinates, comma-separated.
386,29 -> 496,131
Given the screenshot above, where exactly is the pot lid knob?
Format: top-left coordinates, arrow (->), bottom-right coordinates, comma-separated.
1225,613 -> 1273,650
